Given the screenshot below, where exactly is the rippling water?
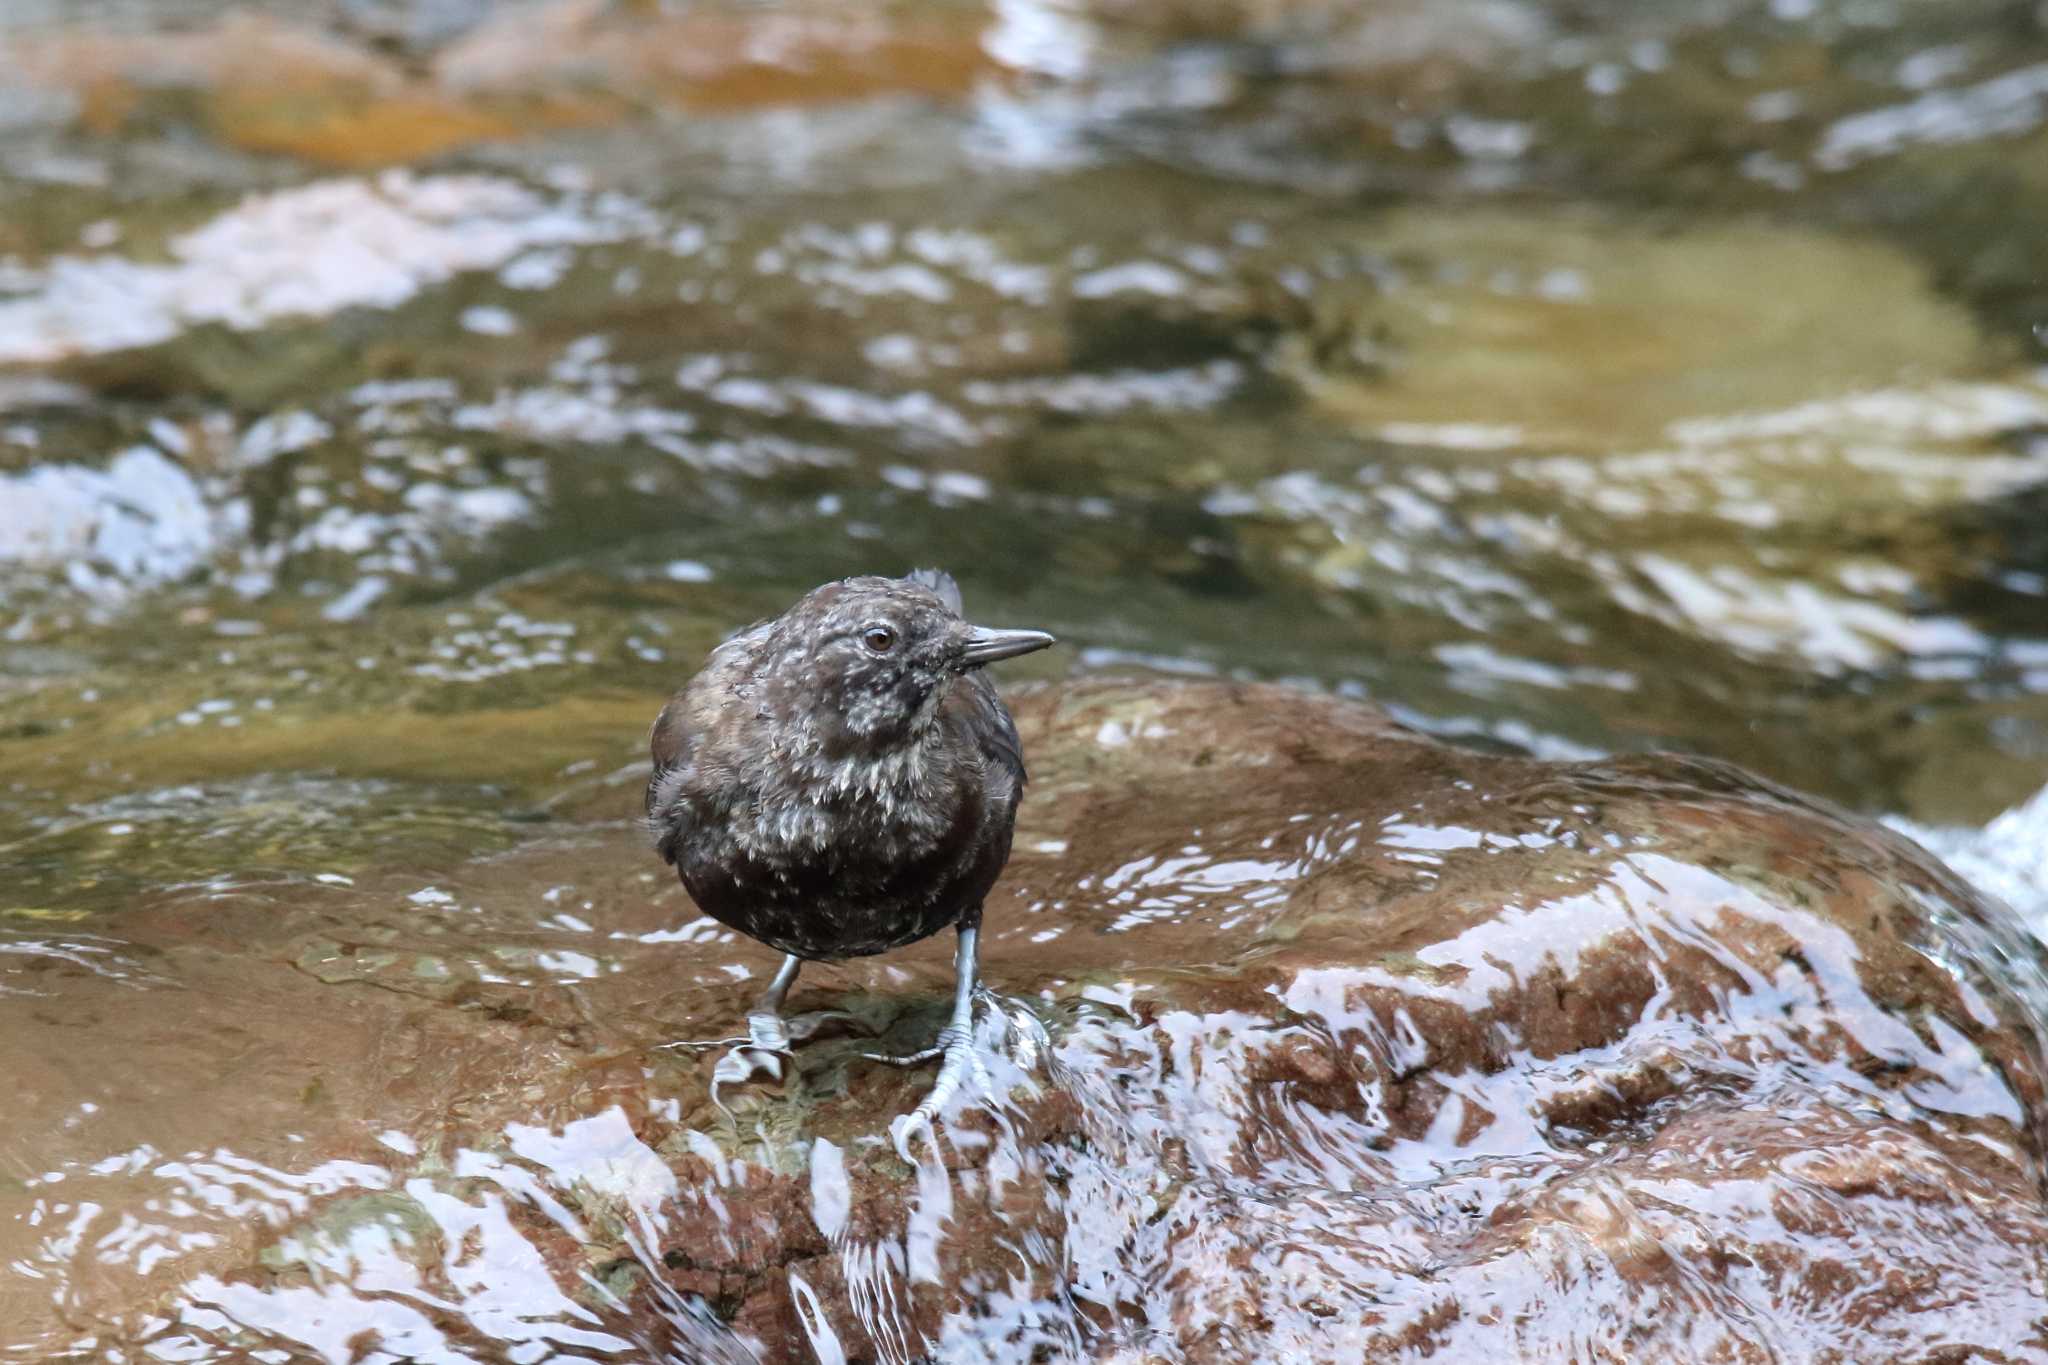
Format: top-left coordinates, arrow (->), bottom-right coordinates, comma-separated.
2,0 -> 2047,1359
9,682 -> 2046,1360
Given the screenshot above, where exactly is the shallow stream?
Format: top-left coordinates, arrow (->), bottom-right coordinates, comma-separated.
3,2 -> 2047,1359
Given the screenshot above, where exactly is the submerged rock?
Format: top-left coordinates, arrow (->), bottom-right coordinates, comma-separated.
5,680 -> 2047,1360
1273,205 -> 1990,450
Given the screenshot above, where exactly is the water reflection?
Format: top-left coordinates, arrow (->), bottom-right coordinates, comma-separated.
0,933 -> 159,993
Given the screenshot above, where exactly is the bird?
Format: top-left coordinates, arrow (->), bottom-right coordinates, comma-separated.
645,569 -> 1054,1139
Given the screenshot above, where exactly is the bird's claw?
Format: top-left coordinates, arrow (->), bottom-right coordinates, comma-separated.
659,1035 -> 750,1052
859,1044 -> 943,1068
667,1005 -> 835,1055
779,1009 -> 858,1044
881,1024 -> 990,1161
889,1112 -> 931,1164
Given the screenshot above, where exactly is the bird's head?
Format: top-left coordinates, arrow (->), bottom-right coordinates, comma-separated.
778,575 -> 1054,752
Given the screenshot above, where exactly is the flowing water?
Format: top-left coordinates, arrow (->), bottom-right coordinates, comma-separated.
2,1 -> 2047,1359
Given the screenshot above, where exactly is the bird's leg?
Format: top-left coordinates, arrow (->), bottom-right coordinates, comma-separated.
915,925 -> 989,1118
864,923 -> 993,1151
664,952 -> 804,1054
739,951 -> 803,1053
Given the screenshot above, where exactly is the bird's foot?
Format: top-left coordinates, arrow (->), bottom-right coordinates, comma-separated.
662,1007 -> 854,1055
665,1009 -> 855,1119
870,1020 -> 993,1162
888,1024 -> 989,1161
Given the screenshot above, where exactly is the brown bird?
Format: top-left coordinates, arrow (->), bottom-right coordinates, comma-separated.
646,570 -> 1054,1134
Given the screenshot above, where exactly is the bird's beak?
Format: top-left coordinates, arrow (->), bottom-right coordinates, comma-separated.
960,625 -> 1056,668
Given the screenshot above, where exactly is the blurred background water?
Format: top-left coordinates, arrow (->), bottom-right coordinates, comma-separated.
4,0 -> 2047,915
2,1 -> 2047,1357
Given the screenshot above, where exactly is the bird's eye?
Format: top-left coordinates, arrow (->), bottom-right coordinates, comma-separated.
861,625 -> 898,653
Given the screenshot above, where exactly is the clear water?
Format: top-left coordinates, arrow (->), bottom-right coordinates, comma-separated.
2,0 -> 2047,1358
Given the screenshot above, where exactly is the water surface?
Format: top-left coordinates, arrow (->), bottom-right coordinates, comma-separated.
2,0 -> 2047,1358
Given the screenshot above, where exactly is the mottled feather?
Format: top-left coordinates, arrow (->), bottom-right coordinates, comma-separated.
644,572 -> 1047,961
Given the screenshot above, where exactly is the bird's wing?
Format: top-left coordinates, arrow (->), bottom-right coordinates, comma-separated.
910,569 -> 1027,789
958,669 -> 1027,789
646,694 -> 691,811
904,567 -> 963,614
645,623 -> 766,861
645,694 -> 698,862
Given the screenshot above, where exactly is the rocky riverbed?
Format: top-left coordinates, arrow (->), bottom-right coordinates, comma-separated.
5,1 -> 2048,1360
8,679 -> 2045,1360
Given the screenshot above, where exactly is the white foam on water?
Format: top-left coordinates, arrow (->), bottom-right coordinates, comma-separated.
0,445 -> 219,589
1890,784 -> 2048,929
0,172 -> 651,365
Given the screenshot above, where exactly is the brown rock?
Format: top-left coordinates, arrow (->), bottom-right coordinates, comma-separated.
2,3 -> 1005,167
4,680 -> 2045,1361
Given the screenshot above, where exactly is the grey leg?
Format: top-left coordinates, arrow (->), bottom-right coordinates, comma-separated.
868,924 -> 992,1155
741,952 -> 802,1052
665,952 -> 803,1054
743,953 -> 856,1046
914,924 -> 985,1113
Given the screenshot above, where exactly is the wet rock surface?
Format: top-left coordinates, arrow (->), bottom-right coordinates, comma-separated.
7,680 -> 2046,1361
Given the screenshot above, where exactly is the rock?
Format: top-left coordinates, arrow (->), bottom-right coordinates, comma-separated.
4,679 -> 2046,1361
0,3 -> 1005,167
1273,205 -> 1990,449
431,0 -> 999,110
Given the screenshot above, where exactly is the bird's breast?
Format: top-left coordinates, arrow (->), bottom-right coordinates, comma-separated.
668,726 -> 1013,958
725,744 -> 972,866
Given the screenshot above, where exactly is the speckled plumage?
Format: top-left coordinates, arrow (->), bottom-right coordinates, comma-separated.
646,571 -> 1038,961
